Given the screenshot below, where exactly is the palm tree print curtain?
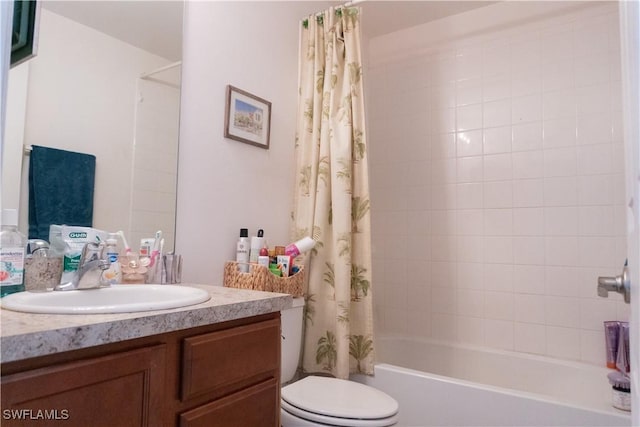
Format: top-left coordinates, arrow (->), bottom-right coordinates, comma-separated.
292,7 -> 374,379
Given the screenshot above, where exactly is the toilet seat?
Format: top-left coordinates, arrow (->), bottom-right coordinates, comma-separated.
281,376 -> 399,427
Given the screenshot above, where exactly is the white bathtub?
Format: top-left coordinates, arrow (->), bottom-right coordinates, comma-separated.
353,337 -> 631,426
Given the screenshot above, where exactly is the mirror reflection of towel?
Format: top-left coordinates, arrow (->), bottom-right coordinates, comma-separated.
28,146 -> 96,240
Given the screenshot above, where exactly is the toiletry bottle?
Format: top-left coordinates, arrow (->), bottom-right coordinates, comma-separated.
0,209 -> 27,297
236,228 -> 250,272
258,242 -> 270,268
249,229 -> 264,264
103,233 -> 121,285
284,236 -> 316,258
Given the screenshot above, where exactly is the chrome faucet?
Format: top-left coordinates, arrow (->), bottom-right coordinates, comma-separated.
54,242 -> 110,291
597,260 -> 631,304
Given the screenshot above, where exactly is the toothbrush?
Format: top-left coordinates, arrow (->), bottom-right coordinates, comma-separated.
117,230 -> 132,254
149,230 -> 163,267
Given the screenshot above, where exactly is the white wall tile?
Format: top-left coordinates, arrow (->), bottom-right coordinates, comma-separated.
580,329 -> 606,365
432,107 -> 456,133
457,236 -> 484,262
457,289 -> 485,317
512,94 -> 542,124
457,183 -> 484,209
483,73 -> 511,102
574,54 -> 611,87
484,291 -> 514,320
484,263 -> 514,292
543,147 -> 577,177
484,209 -> 513,236
545,296 -> 581,328
578,174 -> 614,206
514,208 -> 544,236
576,83 -> 610,116
484,181 -> 513,208
483,153 -> 512,181
512,122 -> 543,152
543,118 -> 576,148
432,132 -> 457,159
512,151 -> 544,179
431,313 -> 458,342
546,326 -> 581,360
457,262 -> 484,290
578,206 -> 614,236
484,236 -> 513,264
515,322 -> 546,355
484,99 -> 511,128
544,207 -> 579,236
513,179 -> 544,207
457,77 -> 483,106
457,209 -> 484,236
512,69 -> 541,97
457,103 -> 483,131
483,126 -> 512,154
545,236 -> 579,266
576,113 -> 613,145
542,88 -> 577,120
431,210 -> 456,235
456,130 -> 483,157
544,176 -> 579,206
577,143 -> 613,175
432,286 -> 457,314
542,60 -> 574,92
484,319 -> 514,350
515,293 -> 546,326
513,236 -> 545,265
432,158 -> 458,183
545,266 -> 580,297
457,156 -> 483,183
457,316 -> 485,346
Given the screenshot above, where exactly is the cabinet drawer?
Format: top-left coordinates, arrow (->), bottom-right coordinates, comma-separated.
181,317 -> 279,401
179,378 -> 278,427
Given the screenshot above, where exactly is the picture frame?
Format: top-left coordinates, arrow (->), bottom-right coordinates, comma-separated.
224,85 -> 272,149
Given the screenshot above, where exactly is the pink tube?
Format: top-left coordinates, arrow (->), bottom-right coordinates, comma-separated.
604,321 -> 620,369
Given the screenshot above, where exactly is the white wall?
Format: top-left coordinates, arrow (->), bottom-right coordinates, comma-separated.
8,9 -> 170,236
366,2 -> 630,365
176,1 -> 332,285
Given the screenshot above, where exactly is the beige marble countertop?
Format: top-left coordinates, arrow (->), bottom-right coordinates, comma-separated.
1,284 -> 292,363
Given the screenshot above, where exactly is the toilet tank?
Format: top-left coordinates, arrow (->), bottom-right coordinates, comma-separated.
281,297 -> 305,384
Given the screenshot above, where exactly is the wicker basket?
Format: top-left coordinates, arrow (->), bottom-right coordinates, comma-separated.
223,261 -> 304,297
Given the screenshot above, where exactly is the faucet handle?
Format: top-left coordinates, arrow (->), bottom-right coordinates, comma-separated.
597,260 -> 630,304
81,242 -> 105,264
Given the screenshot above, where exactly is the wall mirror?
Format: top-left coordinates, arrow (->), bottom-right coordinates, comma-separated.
4,0 -> 183,252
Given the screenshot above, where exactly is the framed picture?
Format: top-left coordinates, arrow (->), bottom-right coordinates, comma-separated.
224,85 -> 272,149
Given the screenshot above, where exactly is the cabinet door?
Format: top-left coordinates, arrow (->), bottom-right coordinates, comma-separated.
179,378 -> 278,427
1,344 -> 166,427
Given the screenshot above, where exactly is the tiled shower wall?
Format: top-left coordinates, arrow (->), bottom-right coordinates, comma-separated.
366,2 -> 629,365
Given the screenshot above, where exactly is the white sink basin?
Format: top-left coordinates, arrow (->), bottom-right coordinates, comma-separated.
0,285 -> 211,314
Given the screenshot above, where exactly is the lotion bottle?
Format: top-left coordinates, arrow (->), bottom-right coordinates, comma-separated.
103,233 -> 121,285
236,228 -> 250,272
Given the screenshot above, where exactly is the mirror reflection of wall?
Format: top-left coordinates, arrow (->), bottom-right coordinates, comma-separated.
4,1 -> 182,252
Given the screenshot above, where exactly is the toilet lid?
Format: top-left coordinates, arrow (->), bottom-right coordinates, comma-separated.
281,376 -> 399,422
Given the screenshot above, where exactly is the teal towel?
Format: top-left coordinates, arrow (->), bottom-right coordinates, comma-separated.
28,146 -> 96,240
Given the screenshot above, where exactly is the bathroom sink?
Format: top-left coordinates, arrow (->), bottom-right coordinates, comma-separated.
0,285 -> 211,314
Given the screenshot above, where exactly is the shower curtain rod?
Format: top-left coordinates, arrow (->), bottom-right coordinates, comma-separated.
303,0 -> 365,23
140,60 -> 181,79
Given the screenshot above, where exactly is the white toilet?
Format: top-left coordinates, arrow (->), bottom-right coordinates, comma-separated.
280,297 -> 399,426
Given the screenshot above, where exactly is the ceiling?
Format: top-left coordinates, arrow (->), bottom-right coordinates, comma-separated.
41,1 -> 495,61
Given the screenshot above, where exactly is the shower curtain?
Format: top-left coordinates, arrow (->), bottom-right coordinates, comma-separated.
291,6 -> 374,378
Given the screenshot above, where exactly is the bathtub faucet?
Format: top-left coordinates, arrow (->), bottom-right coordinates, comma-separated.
597,260 -> 630,304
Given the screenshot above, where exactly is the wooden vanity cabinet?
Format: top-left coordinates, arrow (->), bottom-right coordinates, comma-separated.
1,313 -> 281,427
